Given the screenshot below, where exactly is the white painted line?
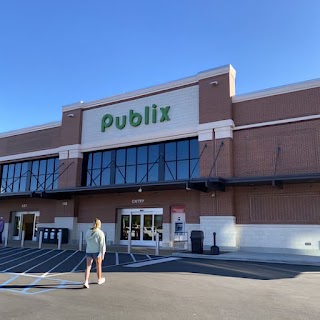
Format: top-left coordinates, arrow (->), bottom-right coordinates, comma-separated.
124,257 -> 180,268
41,250 -> 79,277
115,252 -> 119,265
0,249 -> 48,266
130,253 -> 136,262
3,249 -> 55,272
146,255 -> 152,260
0,248 -> 34,259
22,250 -> 67,274
71,255 -> 86,273
0,248 -> 33,259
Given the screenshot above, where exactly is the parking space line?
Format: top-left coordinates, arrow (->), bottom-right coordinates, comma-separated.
0,249 -> 47,266
0,248 -> 34,260
22,250 -> 67,274
0,274 -> 20,287
115,252 -> 119,265
130,253 -> 136,262
41,250 -> 80,277
71,255 -> 86,273
125,257 -> 180,267
2,249 -> 55,272
146,255 -> 152,260
22,277 -> 43,293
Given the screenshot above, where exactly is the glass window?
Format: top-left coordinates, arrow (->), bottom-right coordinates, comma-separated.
116,149 -> 126,166
190,138 -> 199,159
92,153 -> 102,169
165,142 -> 176,161
126,166 -> 136,184
127,148 -> 136,165
115,166 -> 125,184
137,146 -> 147,164
149,144 -> 159,163
177,160 -> 189,179
83,137 -> 199,186
177,140 -> 189,160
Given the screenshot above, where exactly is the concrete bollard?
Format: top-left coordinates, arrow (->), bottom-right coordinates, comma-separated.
57,230 -> 62,250
4,228 -> 9,247
128,231 -> 131,254
155,232 -> 160,255
79,231 -> 83,251
39,230 -> 43,249
21,230 -> 25,247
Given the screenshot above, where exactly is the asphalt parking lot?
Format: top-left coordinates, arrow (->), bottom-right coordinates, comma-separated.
1,246 -> 320,320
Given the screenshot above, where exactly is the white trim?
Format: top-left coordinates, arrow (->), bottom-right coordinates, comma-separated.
198,119 -> 235,131
215,126 -> 233,139
198,120 -> 235,141
233,78 -> 320,102
234,114 -> 320,131
0,122 -> 61,138
63,65 -> 235,112
198,129 -> 213,142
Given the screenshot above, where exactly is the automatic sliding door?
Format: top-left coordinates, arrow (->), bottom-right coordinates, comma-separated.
131,214 -> 141,240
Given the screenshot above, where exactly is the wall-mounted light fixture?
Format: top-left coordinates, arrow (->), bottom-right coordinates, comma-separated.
210,80 -> 219,86
138,187 -> 143,193
67,113 -> 74,117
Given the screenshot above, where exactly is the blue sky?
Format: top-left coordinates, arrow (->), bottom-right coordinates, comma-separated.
1,0 -> 320,133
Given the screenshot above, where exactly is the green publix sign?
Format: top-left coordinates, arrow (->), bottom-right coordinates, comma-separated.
101,104 -> 170,132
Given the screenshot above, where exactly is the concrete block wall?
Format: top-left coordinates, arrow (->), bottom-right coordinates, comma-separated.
200,216 -> 237,249
237,224 -> 320,253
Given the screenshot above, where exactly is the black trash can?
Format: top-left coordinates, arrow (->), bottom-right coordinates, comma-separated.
190,230 -> 204,254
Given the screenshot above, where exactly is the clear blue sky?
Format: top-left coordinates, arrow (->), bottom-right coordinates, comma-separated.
1,0 -> 320,133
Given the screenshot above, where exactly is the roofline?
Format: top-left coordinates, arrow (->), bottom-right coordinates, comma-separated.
0,122 -> 61,138
233,78 -> 320,103
62,64 -> 236,112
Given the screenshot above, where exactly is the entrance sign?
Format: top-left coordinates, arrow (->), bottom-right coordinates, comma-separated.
132,199 -> 144,204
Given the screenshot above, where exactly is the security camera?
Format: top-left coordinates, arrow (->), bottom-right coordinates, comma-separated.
210,80 -> 219,86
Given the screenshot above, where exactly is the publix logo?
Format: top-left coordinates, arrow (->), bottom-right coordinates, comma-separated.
101,104 -> 170,132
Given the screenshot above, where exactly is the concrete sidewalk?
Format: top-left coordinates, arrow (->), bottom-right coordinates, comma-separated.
4,240 -> 320,266
172,250 -> 320,266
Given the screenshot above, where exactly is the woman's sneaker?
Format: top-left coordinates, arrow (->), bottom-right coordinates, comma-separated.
98,277 -> 105,285
83,281 -> 89,289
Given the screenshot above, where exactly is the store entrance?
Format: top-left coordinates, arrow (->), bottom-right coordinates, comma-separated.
119,208 -> 163,246
12,211 -> 39,241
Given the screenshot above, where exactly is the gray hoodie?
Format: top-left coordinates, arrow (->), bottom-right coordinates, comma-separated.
85,228 -> 106,255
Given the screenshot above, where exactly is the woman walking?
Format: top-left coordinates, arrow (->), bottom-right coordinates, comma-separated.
84,218 -> 106,288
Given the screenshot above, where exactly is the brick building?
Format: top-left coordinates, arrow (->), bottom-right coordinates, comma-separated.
1,64 -> 319,253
